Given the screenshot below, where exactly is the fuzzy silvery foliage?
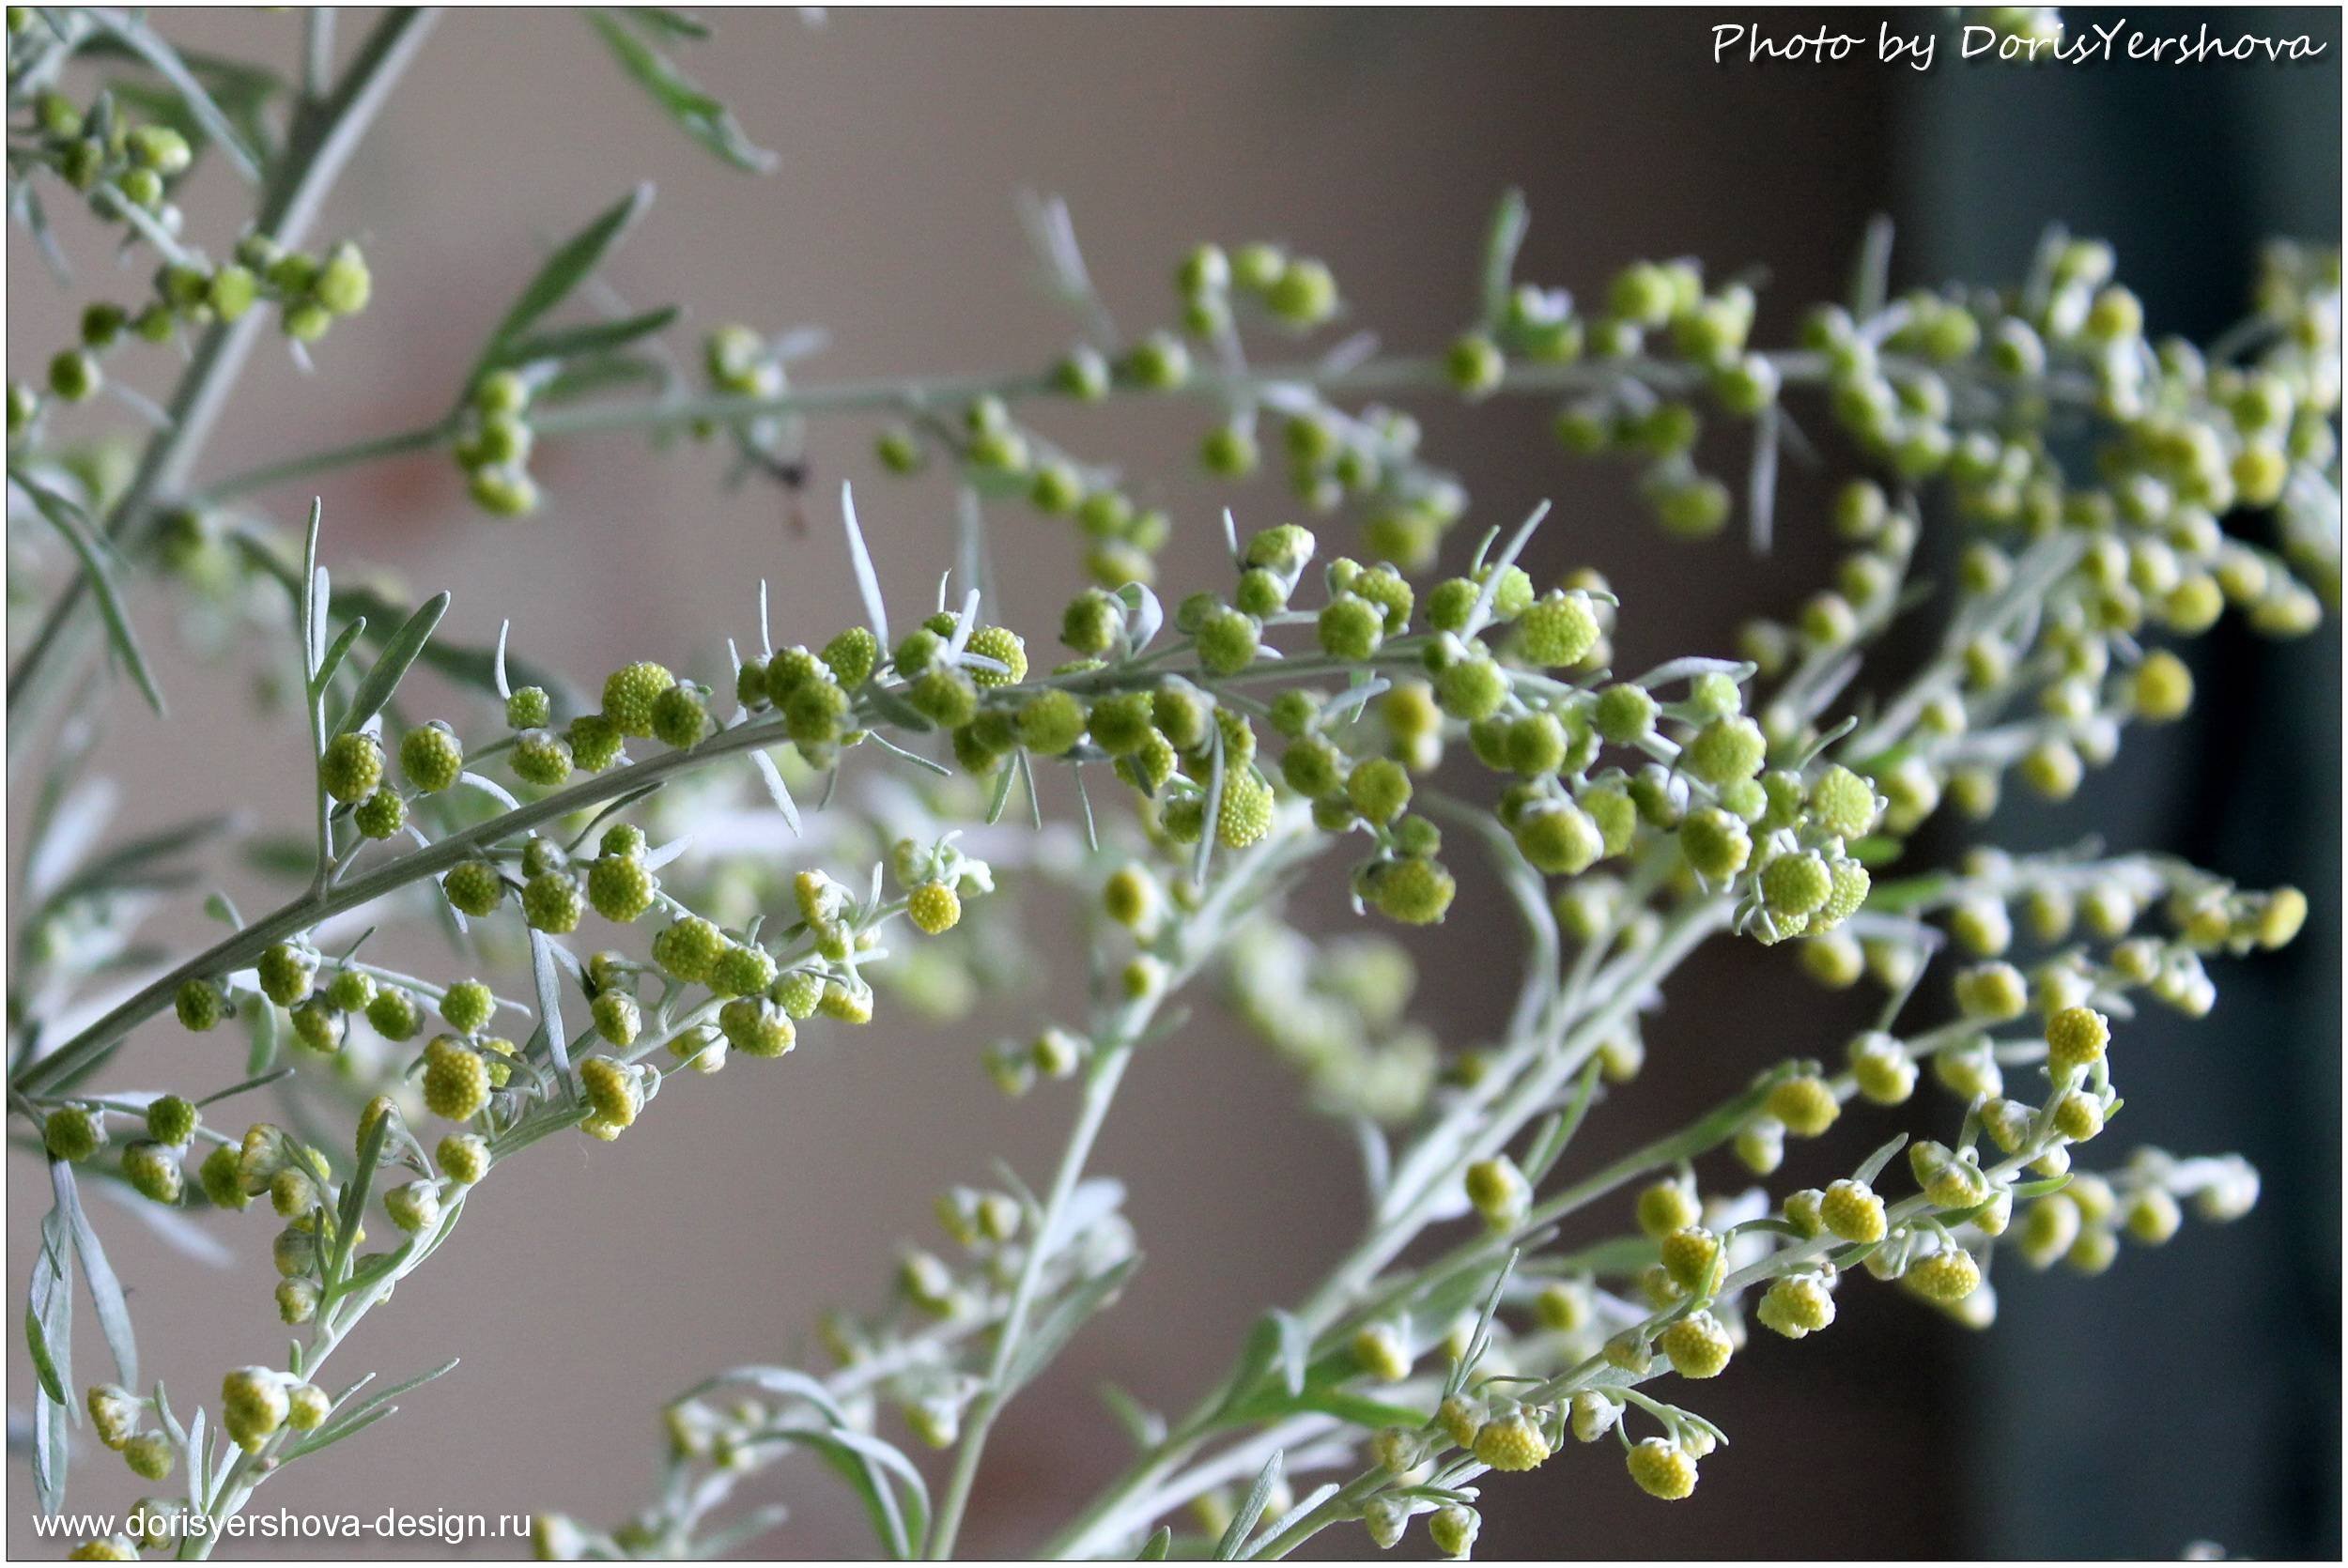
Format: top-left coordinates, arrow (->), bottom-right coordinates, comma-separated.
5,8 -> 2339,1562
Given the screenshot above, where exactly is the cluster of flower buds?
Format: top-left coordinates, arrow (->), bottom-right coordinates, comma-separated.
454,367 -> 542,515
11,222 -> 371,440
1225,917 -> 1437,1123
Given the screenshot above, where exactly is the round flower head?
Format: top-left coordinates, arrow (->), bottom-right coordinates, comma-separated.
1626,1436 -> 1698,1500
175,978 -> 230,1033
1515,803 -> 1604,876
567,714 -> 626,772
1361,856 -> 1456,925
318,730 -> 383,804
1561,1390 -> 1620,1444
1429,1503 -> 1479,1560
123,1430 -> 175,1483
1659,1310 -> 1735,1378
2045,1005 -> 2110,1074
1767,1073 -> 1840,1138
385,1178 -> 441,1233
505,685 -> 551,729
1683,715 -> 1766,788
1761,852 -> 1832,919
45,1105 -> 104,1162
590,990 -> 641,1050
123,1140 -> 182,1204
321,968 -> 375,1015
1819,1177 -> 1887,1243
1636,1177 -> 1700,1239
522,869 -> 582,933
962,625 -> 1027,687
1514,590 -> 1600,667
257,942 -> 317,1007
1905,1246 -> 1982,1302
88,1383 -> 143,1451
1434,655 -> 1507,721
1351,1321 -> 1413,1383
141,1094 -> 198,1148
1735,1115 -> 1785,1175
652,915 -> 727,984
290,998 -> 345,1054
603,662 -> 676,738
587,853 -> 657,923
707,943 -> 777,998
285,1383 -> 332,1434
198,1145 -> 249,1210
1805,763 -> 1879,839
1757,1272 -> 1837,1338
1472,1410 -> 1552,1472
1208,766 -> 1273,851
353,789 -> 406,839
579,1056 -> 644,1130
1464,1155 -> 1529,1230
399,723 -> 464,793
442,859 -> 505,917
511,727 -> 575,787
441,979 -> 494,1035
719,996 -> 796,1058
1954,961 -> 2029,1022
422,1037 -> 490,1121
820,977 -> 875,1023
1015,689 -> 1087,756
1660,1226 -> 1721,1293
1678,808 -> 1751,882
222,1367 -> 288,1451
905,879 -> 964,935
439,1133 -> 490,1186
651,683 -> 711,749
2125,1187 -> 2185,1245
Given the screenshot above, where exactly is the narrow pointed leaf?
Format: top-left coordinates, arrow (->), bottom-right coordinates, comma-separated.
334,592 -> 448,738
11,472 -> 164,715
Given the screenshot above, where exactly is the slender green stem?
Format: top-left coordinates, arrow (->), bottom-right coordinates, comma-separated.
928,1045 -> 1132,1560
6,7 -> 439,725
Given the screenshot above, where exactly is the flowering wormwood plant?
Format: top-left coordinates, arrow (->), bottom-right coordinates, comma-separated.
6,8 -> 2340,1561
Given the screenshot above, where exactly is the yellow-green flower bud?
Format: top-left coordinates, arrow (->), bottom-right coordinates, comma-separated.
1658,1309 -> 1734,1378
1819,1177 -> 1887,1242
1626,1436 -> 1698,1499
1471,1410 -> 1551,1472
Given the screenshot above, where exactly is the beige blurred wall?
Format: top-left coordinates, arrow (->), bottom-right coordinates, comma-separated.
8,8 -> 1923,1558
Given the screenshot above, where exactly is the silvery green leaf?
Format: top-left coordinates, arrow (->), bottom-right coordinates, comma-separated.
1213,1449 -> 1282,1560
530,930 -> 575,1096
1002,1254 -> 1138,1395
480,184 -> 655,370
1463,500 -> 1551,637
1117,580 -> 1163,653
25,1218 -> 70,1407
54,1161 -> 136,1389
1478,186 -> 1530,328
1136,1526 -> 1172,1560
838,482 -> 889,647
493,620 -> 512,700
1096,1383 -> 1165,1450
491,304 -> 679,370
749,748 -> 802,835
586,10 -> 777,173
1629,655 -> 1756,689
9,471 -> 164,715
1250,1483 -> 1339,1559
335,592 -> 448,738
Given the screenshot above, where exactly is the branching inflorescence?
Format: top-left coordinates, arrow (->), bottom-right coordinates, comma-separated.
6,7 -> 2339,1562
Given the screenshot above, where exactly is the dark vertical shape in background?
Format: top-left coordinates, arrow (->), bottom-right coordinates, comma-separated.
1895,8 -> 2341,1558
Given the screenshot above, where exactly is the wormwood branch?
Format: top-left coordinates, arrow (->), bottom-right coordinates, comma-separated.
6,7 -> 438,730
7,14 -> 2335,1560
